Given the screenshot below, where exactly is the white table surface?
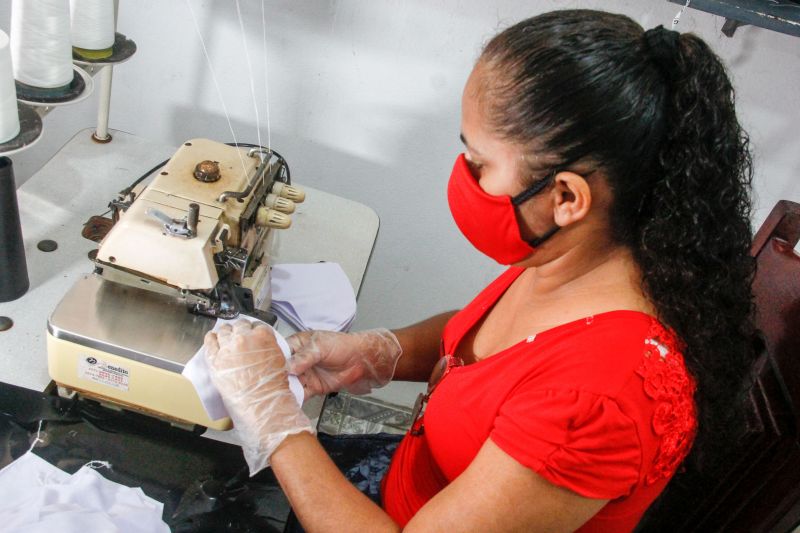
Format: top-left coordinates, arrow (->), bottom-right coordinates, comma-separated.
0,129 -> 379,399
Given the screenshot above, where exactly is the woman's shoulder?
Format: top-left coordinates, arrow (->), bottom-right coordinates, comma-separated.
505,311 -> 697,486
522,311 -> 681,395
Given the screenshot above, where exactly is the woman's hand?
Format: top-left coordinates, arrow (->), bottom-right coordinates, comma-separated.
204,320 -> 314,475
287,329 -> 403,397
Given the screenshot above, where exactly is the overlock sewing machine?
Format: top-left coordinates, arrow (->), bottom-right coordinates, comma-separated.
46,139 -> 305,430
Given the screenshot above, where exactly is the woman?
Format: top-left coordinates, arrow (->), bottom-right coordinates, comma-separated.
205,9 -> 755,532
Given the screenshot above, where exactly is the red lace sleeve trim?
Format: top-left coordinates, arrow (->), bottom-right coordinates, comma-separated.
636,321 -> 698,485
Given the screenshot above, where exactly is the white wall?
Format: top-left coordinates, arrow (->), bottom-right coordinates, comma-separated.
2,0 -> 799,334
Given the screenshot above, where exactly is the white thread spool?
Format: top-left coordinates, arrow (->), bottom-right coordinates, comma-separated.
70,0 -> 115,58
10,0 -> 73,89
0,30 -> 20,144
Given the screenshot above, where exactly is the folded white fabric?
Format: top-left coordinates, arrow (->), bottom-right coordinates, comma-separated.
183,317 -> 304,421
269,262 -> 356,332
0,452 -> 169,532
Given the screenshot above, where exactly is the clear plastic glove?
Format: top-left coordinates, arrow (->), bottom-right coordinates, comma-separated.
287,328 -> 403,397
204,320 -> 314,475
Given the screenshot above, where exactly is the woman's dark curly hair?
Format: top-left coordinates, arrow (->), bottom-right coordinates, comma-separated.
479,10 -> 756,471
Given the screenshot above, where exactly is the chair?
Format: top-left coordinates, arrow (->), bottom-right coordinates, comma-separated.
636,200 -> 800,532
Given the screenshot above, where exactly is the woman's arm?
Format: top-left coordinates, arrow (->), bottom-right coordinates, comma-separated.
271,433 -> 400,532
207,321 -> 607,532
271,433 -> 607,533
286,311 -> 458,396
391,310 -> 457,382
405,439 -> 608,532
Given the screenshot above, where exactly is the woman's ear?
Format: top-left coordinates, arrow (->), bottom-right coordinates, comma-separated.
551,172 -> 592,227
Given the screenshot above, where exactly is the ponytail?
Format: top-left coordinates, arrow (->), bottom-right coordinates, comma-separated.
636,28 -> 755,469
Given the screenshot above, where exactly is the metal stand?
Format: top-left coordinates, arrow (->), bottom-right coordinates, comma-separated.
93,65 -> 114,142
74,32 -> 137,143
0,32 -> 137,157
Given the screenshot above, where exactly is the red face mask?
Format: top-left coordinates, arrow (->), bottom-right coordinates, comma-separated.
447,154 -> 560,265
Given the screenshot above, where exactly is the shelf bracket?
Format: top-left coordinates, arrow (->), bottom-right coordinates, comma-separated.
722,17 -> 749,37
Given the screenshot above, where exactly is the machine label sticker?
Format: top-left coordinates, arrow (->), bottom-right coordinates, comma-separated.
78,356 -> 130,391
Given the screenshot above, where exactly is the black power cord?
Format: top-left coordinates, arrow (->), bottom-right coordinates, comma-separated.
118,158 -> 169,197
224,142 -> 291,185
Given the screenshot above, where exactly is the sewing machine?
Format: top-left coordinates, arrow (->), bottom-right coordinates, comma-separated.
45,138 -> 305,430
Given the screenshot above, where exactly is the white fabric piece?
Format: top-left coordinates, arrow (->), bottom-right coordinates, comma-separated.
269,262 -> 356,332
0,452 -> 169,532
183,317 -> 303,421
270,300 -> 354,332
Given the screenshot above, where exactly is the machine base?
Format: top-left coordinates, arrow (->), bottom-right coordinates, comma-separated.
48,333 -> 232,431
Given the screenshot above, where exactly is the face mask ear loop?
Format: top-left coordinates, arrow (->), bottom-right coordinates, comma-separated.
511,168 -> 559,206
527,225 -> 561,247
511,168 -> 560,248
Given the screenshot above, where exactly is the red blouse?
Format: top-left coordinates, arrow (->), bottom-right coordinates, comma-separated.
381,267 -> 697,532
